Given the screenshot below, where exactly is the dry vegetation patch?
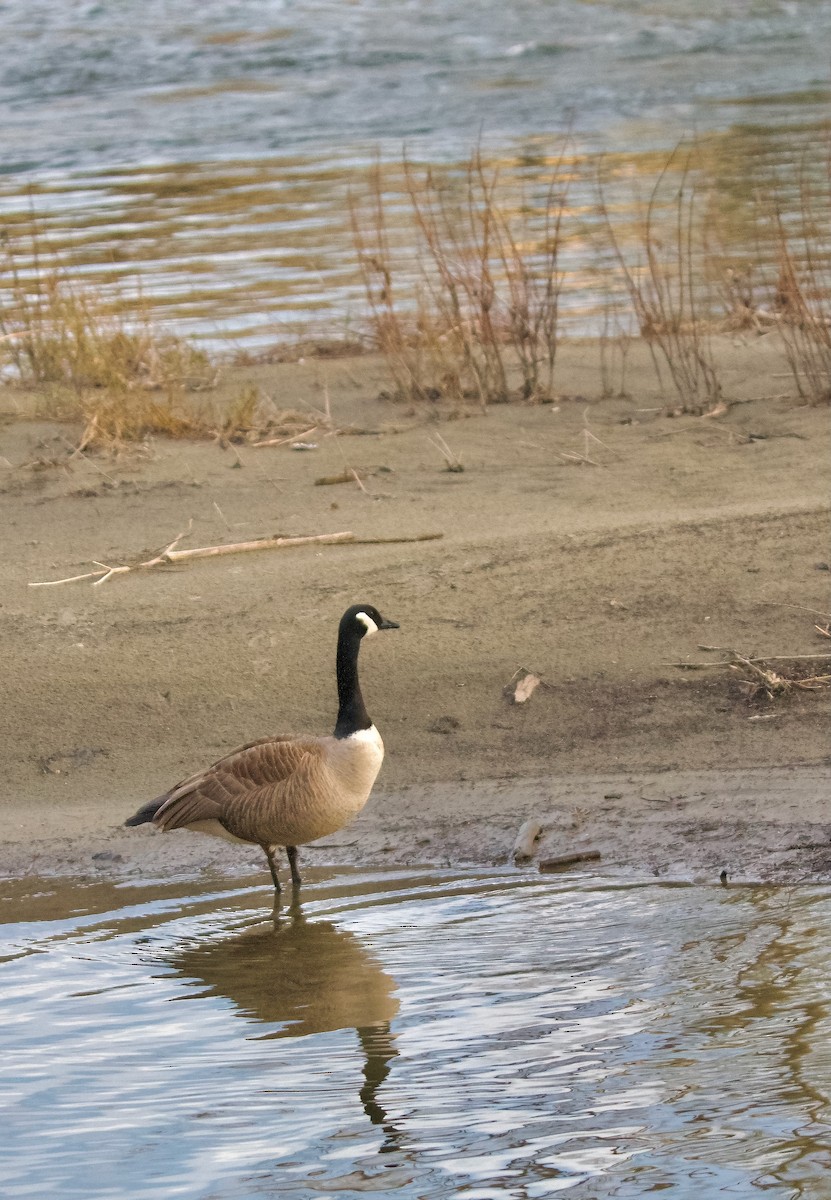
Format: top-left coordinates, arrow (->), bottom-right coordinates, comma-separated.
3,139 -> 829,454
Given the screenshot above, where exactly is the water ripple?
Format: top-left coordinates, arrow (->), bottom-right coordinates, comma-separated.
3,871 -> 831,1196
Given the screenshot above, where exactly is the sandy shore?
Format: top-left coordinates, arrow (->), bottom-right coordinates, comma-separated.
2,335 -> 829,884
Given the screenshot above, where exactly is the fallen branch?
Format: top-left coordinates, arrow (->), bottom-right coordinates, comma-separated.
669,652 -> 831,668
667,645 -> 831,699
30,528 -> 443,588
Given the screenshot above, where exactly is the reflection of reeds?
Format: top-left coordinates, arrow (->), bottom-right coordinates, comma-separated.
351,147 -> 568,406
599,149 -> 724,415
771,161 -> 831,405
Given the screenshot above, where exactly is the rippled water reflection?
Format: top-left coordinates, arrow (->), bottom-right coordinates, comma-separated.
3,869 -> 831,1197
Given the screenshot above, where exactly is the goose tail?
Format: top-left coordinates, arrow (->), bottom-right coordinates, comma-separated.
124,795 -> 166,827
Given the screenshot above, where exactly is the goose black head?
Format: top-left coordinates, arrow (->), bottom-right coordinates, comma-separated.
340,604 -> 400,638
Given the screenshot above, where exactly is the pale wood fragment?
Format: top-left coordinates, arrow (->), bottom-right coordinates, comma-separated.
512,819 -> 543,863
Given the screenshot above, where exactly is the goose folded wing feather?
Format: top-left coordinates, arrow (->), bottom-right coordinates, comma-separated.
155,740 -> 325,833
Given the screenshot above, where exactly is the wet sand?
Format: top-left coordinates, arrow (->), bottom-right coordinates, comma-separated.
1,335 -> 829,884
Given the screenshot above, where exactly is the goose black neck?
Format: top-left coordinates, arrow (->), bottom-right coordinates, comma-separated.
334,624 -> 372,738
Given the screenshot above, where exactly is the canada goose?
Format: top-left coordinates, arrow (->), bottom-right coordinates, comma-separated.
125,603 -> 399,891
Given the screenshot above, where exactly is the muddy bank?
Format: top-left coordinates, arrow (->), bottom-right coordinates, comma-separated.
1,336 -> 829,882
3,766 -> 830,888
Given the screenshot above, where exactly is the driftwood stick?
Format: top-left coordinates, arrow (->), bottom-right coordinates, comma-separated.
512,819 -> 543,863
164,531 -> 354,562
31,530 -> 354,588
539,850 -> 602,872
30,529 -> 444,588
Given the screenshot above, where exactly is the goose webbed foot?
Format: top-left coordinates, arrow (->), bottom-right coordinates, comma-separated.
287,845 -> 303,888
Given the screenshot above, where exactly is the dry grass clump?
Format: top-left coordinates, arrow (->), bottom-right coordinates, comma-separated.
351,147 -> 569,407
0,274 -> 213,394
1,233 -> 217,447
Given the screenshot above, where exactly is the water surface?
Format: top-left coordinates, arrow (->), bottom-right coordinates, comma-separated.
4,868 -> 831,1197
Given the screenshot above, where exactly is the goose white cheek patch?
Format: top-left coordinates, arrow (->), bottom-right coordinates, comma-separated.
356,611 -> 379,635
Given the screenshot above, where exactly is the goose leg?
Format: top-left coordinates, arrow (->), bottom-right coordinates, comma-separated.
263,845 -> 282,893
286,845 -> 303,888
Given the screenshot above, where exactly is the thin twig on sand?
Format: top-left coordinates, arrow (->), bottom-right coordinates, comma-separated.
429,433 -> 464,472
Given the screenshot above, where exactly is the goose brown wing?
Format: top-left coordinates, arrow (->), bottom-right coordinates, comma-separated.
153,737 -> 326,834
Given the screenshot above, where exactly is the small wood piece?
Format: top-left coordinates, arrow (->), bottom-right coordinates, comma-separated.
505,666 -> 544,704
512,819 -> 543,863
315,469 -> 368,486
539,850 -> 601,872
513,673 -> 542,704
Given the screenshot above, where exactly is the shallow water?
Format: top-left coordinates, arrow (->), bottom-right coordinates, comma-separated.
3,868 -> 831,1197
0,2 -> 829,345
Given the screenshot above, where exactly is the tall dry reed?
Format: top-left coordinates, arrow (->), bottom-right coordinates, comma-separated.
351,147 -> 569,406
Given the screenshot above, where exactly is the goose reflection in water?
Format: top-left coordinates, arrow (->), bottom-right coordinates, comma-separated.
173,897 -> 401,1148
